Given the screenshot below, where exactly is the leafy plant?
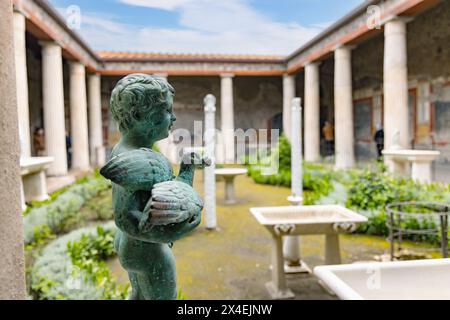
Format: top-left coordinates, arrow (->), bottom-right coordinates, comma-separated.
67,226 -> 128,300
31,222 -> 129,300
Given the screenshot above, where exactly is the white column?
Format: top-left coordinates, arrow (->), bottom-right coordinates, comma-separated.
282,74 -> 296,140
304,62 -> 321,162
204,94 -> 217,230
88,74 -> 105,166
284,98 -> 309,274
220,74 -> 235,163
13,10 -> 31,157
0,0 -> 27,299
334,46 -> 355,169
384,17 -> 410,151
70,61 -> 90,171
40,41 -> 67,176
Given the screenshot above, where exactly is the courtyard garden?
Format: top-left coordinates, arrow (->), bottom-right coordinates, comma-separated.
22,137 -> 450,300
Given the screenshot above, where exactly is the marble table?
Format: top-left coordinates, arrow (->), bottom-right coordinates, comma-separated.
215,168 -> 248,204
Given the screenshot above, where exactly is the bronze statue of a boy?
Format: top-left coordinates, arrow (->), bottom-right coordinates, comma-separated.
100,74 -> 209,300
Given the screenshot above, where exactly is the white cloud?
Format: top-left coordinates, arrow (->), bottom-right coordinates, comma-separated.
64,0 -> 329,55
120,0 -> 193,11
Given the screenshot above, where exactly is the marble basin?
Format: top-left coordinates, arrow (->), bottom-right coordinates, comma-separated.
250,205 -> 367,299
382,149 -> 441,161
314,258 -> 450,300
20,156 -> 54,203
382,149 -> 440,183
250,205 -> 367,235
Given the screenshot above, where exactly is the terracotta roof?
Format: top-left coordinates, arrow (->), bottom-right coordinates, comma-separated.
97,51 -> 285,62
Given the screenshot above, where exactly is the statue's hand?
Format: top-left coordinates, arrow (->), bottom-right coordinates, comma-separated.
141,180 -> 202,227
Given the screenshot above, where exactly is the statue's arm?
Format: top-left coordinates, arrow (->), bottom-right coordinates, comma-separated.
115,209 -> 200,243
113,187 -> 200,243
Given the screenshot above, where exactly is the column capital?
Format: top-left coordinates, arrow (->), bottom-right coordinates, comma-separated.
39,40 -> 63,50
220,73 -> 235,79
333,44 -> 357,52
283,73 -> 296,80
304,60 -> 321,68
69,60 -> 85,67
13,3 -> 28,17
383,15 -> 414,26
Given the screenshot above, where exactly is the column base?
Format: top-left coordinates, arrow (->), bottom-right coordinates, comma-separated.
284,260 -> 311,274
265,282 -> 295,300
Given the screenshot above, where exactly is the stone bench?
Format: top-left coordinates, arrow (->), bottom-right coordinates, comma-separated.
20,156 -> 54,203
382,149 -> 441,183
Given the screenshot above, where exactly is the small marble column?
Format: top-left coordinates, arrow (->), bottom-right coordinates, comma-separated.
284,98 -> 309,274
220,74 -> 235,163
0,0 -> 27,299
282,74 -> 296,140
204,94 -> 217,230
70,61 -> 90,171
13,9 -> 31,157
40,41 -> 68,176
88,74 -> 105,166
334,46 -> 355,169
304,62 -> 321,162
384,17 -> 410,151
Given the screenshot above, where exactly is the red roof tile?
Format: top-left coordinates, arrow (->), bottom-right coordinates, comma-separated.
97,51 -> 285,62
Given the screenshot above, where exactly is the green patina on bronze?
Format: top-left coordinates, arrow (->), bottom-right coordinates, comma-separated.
100,74 -> 209,300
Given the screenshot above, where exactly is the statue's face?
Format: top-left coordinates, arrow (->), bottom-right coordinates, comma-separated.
153,93 -> 176,141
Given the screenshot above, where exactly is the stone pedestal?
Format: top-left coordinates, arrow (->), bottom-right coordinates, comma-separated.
0,1 -> 27,299
40,41 -> 68,176
215,168 -> 247,205
220,74 -> 235,163
334,46 -> 355,169
304,62 -> 320,162
88,74 -> 105,166
204,94 -> 217,230
325,234 -> 342,265
383,17 -> 410,152
13,10 -> 31,157
70,61 -> 90,171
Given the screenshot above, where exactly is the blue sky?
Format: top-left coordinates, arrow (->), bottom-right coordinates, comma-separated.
50,0 -> 365,55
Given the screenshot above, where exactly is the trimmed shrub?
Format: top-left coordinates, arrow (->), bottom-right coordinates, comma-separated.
24,175 -> 111,245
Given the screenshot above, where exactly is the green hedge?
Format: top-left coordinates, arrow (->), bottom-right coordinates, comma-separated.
247,135 -> 333,203
24,173 -> 111,246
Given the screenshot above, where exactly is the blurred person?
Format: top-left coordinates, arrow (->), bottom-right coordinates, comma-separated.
322,121 -> 334,156
33,127 -> 45,156
66,131 -> 72,169
374,123 -> 384,160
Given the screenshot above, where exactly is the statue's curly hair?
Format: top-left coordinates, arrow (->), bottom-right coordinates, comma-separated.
110,73 -> 175,132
